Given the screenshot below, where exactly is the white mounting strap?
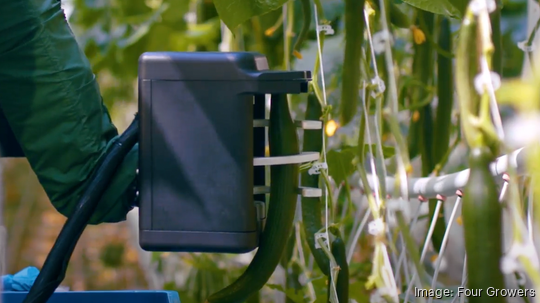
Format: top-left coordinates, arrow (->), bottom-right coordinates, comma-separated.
308,161 -> 328,175
254,152 -> 319,166
253,186 -> 322,197
253,119 -> 323,130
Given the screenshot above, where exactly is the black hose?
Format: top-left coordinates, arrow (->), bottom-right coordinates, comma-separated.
22,114 -> 139,303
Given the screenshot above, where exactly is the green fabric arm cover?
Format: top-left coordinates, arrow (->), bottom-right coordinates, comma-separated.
0,0 -> 138,225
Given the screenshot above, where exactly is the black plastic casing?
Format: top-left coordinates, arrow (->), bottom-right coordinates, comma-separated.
138,52 -> 310,253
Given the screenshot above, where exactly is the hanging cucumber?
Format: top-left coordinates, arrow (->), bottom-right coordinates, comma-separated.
292,0 -> 312,59
462,147 -> 505,303
301,93 -> 331,276
339,0 -> 365,126
327,235 -> 349,303
205,94 -> 300,303
408,10 -> 447,253
407,11 -> 432,160
432,17 -> 453,166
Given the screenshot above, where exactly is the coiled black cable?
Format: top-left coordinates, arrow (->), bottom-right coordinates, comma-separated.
22,114 -> 139,303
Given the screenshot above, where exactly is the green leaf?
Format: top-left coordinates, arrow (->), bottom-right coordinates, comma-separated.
213,0 -> 288,31
400,0 -> 462,18
451,0 -> 470,15
183,18 -> 222,47
266,284 -> 306,303
326,148 -> 356,184
117,3 -> 170,48
364,144 -> 396,158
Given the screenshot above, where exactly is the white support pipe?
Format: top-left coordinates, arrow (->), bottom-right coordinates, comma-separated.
364,147 -> 527,198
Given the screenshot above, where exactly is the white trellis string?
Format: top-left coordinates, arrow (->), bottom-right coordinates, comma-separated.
313,3 -> 339,302
376,0 -> 409,203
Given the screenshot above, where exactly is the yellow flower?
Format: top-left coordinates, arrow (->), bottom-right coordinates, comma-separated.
365,2 -> 376,17
411,25 -> 426,44
265,27 -> 276,36
412,110 -> 420,122
325,120 -> 339,137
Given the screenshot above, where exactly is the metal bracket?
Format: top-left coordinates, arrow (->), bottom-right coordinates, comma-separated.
253,119 -> 323,130
253,186 -> 322,197
253,152 -> 319,166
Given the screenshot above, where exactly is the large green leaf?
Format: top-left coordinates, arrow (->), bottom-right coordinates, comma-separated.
326,148 -> 356,184
401,0 -> 463,18
213,0 -> 288,31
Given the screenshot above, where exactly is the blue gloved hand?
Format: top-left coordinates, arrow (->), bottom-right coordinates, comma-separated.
2,266 -> 40,291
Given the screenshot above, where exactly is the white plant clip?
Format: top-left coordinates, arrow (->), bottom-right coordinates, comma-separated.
368,218 -> 386,237
370,76 -> 386,98
473,71 -> 501,94
372,30 -> 393,55
314,232 -> 329,249
518,41 -> 535,53
501,254 -> 521,274
469,0 -> 496,15
317,24 -> 335,35
308,161 -> 328,175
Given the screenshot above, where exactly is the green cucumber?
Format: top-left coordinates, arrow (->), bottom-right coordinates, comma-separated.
292,0 -> 312,59
301,93 -> 331,276
339,0 -> 365,126
462,147 -> 505,303
432,17 -> 453,166
205,94 -> 300,303
326,235 -> 349,303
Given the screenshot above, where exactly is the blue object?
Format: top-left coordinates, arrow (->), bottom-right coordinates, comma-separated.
2,290 -> 181,303
2,267 -> 40,291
